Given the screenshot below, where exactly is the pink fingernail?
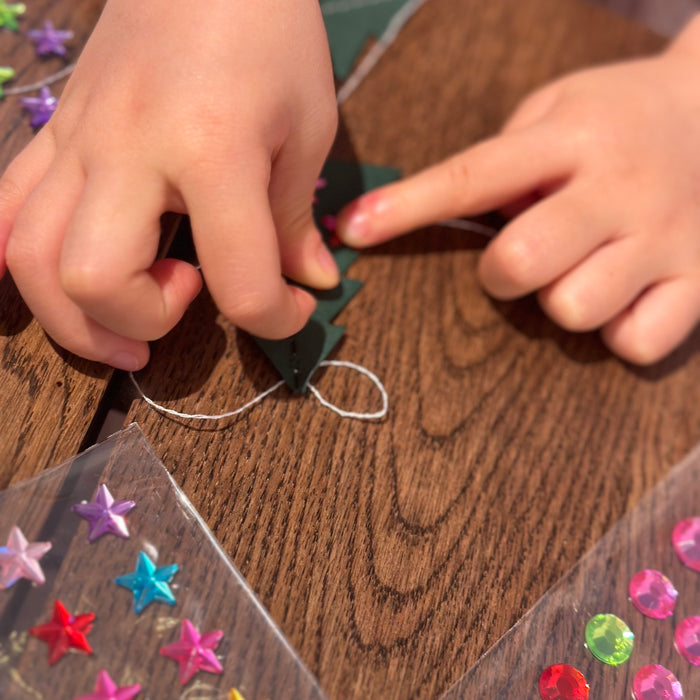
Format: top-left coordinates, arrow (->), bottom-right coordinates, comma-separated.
340,200 -> 370,245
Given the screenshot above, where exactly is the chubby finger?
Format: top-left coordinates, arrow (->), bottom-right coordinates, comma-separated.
268,122 -> 339,290
537,236 -> 662,332
6,158 -> 150,369
478,185 -> 610,299
0,129 -> 57,275
336,123 -> 574,247
601,275 -> 700,365
59,166 -> 201,340
181,156 -> 316,339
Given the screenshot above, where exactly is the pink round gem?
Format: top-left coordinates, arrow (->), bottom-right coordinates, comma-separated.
538,664 -> 589,700
672,517 -> 700,572
632,664 -> 683,700
629,569 -> 678,619
675,616 -> 700,666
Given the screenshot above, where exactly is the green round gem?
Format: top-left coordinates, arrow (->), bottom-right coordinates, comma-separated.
585,613 -> 634,666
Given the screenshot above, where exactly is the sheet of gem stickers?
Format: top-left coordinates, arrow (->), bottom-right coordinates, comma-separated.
439,443 -> 700,700
0,424 -> 327,700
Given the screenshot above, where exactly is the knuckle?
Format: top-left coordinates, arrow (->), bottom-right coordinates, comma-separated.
218,289 -> 274,332
445,155 -> 473,194
59,259 -> 118,306
0,175 -> 27,215
483,236 -> 539,295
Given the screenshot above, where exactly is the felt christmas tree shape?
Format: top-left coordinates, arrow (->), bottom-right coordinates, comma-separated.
321,0 -> 415,79
253,161 -> 400,392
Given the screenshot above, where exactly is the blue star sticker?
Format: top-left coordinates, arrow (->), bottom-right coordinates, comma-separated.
115,551 -> 178,614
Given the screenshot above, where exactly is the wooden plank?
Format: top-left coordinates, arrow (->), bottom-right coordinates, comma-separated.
120,0 -> 698,698
0,0 -> 111,488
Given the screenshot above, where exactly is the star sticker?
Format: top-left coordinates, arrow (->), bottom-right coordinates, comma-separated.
72,484 -> 136,543
0,1 -> 25,31
115,551 -> 178,613
28,599 -> 94,665
0,66 -> 15,98
20,86 -> 57,128
27,21 -> 73,57
74,669 -> 141,700
0,525 -> 51,589
160,619 -> 223,685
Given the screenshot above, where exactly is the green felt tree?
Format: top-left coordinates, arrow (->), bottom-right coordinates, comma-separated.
252,161 -> 400,392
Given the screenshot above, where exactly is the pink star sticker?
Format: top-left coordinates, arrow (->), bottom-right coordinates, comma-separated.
74,669 -> 141,700
72,484 -> 135,542
0,525 -> 51,588
160,619 -> 223,684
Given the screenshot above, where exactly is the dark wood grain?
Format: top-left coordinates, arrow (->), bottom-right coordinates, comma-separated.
0,0 -> 110,488
119,2 -> 699,699
3,0 -> 696,698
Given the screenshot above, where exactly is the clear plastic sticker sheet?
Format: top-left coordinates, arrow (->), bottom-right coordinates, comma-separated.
440,443 -> 700,699
0,423 -> 327,700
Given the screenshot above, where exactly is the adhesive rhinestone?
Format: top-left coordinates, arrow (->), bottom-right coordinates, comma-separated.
538,664 -> 589,700
629,570 -> 678,619
674,616 -> 700,666
584,613 -> 634,666
632,664 -> 683,700
672,517 -> 700,572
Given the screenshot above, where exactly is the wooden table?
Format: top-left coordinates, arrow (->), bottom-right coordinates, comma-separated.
3,0 -> 695,697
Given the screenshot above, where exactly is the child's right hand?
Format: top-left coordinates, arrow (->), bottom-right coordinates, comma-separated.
0,0 -> 339,370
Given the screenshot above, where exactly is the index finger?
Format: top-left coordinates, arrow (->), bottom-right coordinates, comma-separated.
336,123 -> 574,247
182,156 -> 316,340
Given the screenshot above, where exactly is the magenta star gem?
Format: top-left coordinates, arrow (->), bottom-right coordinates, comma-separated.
0,525 -> 51,588
160,619 -> 223,684
675,616 -> 700,666
72,484 -> 135,543
27,21 -> 73,56
629,569 -> 678,619
672,517 -> 700,572
632,664 -> 683,700
20,86 -> 57,128
74,669 -> 141,700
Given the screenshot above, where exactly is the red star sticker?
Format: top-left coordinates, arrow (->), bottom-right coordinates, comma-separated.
29,599 -> 95,665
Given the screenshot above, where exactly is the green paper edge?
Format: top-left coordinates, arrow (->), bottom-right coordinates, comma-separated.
253,161 -> 400,392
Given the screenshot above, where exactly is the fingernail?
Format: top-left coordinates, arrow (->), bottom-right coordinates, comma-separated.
339,199 -> 370,245
317,241 -> 339,277
110,352 -> 141,372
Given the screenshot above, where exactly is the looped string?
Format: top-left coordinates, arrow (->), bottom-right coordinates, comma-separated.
129,359 -> 388,423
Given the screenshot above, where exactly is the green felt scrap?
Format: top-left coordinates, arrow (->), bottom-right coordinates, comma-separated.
252,161 -> 400,392
321,0 -> 413,79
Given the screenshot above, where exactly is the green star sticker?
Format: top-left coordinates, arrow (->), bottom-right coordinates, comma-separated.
0,1 -> 26,31
0,66 -> 15,98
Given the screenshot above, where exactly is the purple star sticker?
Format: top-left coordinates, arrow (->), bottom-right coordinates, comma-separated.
72,484 -> 136,543
74,669 -> 141,700
27,21 -> 73,57
160,619 -> 223,684
0,525 -> 51,588
20,86 -> 57,128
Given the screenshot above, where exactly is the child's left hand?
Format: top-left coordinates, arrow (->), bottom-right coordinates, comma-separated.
337,15 -> 700,365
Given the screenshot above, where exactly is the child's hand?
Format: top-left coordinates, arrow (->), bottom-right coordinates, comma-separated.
0,0 -> 339,370
338,15 -> 700,365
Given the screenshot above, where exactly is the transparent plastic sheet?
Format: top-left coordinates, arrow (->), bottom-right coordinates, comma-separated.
0,424 -> 327,700
440,443 -> 700,699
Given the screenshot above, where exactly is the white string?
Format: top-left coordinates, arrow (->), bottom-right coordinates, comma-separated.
129,359 -> 388,423
307,360 -> 388,419
4,62 -> 76,96
337,0 -> 430,105
439,218 -> 499,237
